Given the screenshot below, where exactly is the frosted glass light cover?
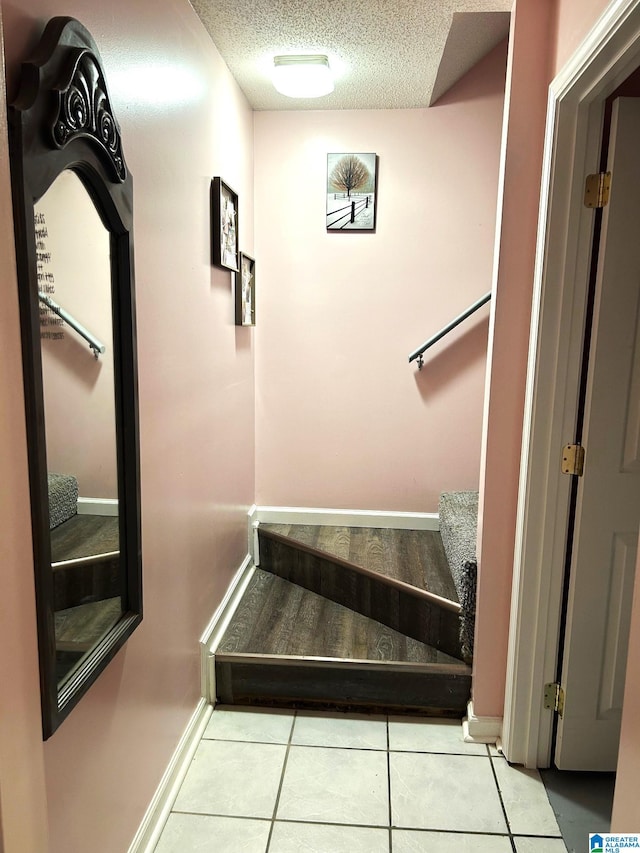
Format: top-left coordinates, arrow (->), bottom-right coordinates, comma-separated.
272,55 -> 334,98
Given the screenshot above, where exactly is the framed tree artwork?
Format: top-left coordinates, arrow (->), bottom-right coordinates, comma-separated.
235,253 -> 255,326
212,177 -> 239,271
326,152 -> 378,232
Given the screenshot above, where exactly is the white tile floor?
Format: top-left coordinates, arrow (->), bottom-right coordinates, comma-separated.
154,706 -> 568,852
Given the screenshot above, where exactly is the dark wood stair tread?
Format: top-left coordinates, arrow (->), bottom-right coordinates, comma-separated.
50,514 -> 119,562
257,527 -> 463,659
216,569 -> 471,714
261,524 -> 457,602
218,568 -> 462,665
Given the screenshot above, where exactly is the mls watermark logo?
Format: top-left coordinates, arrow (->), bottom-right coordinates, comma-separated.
590,833 -> 640,851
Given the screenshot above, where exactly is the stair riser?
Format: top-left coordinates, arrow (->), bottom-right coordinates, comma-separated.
53,556 -> 120,610
216,655 -> 471,716
259,533 -> 463,659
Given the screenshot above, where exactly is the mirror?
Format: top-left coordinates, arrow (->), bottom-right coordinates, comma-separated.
38,171 -> 122,687
8,17 -> 142,737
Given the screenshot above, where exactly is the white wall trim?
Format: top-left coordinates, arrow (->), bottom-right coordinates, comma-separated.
462,700 -> 502,744
76,497 -> 118,516
199,553 -> 255,703
503,0 -> 640,768
127,698 -> 212,853
254,505 -> 439,530
248,504 -> 260,564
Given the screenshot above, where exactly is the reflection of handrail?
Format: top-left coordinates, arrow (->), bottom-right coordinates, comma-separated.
38,292 -> 106,358
52,551 -> 119,571
408,292 -> 491,370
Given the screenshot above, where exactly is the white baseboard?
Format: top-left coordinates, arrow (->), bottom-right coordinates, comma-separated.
248,504 -> 260,563
77,497 -> 118,516
254,505 -> 439,530
127,698 -> 212,853
250,505 -> 439,566
199,553 -> 255,703
129,553 -> 255,851
462,700 -> 502,744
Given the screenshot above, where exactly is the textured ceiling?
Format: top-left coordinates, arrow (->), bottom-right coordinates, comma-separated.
190,0 -> 512,111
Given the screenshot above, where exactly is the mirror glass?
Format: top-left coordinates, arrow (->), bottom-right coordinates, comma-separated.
35,170 -> 123,687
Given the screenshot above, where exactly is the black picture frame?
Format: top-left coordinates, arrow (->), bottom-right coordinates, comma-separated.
235,253 -> 255,326
212,177 -> 239,271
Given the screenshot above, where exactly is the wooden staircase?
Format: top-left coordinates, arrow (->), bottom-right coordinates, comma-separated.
215,522 -> 473,716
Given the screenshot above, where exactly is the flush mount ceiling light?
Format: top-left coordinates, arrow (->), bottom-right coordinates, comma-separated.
272,54 -> 334,98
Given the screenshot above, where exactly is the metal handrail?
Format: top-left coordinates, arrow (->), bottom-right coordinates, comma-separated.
409,291 -> 491,369
38,292 -> 106,358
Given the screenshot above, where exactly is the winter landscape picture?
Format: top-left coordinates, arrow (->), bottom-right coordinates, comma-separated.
326,152 -> 377,231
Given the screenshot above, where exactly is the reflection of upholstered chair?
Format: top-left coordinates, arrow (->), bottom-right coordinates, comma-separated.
47,472 -> 78,529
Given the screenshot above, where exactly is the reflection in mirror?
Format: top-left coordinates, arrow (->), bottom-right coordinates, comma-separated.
35,171 -> 122,687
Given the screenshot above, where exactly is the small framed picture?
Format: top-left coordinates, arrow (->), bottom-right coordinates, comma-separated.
326,152 -> 378,232
211,177 -> 239,271
235,253 -> 255,326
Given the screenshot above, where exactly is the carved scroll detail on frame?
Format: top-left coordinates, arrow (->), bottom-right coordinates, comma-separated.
53,49 -> 126,182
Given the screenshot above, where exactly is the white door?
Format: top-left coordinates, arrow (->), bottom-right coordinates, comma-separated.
555,97 -> 640,771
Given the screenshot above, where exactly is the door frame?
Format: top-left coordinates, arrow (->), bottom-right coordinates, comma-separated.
502,0 -> 640,768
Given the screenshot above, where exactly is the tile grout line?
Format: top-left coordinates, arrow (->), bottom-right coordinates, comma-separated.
388,748 -> 489,757
205,736 -> 491,758
166,807 -> 554,838
281,742 -> 388,752
205,737 -> 494,755
487,742 -> 517,853
488,752 -> 518,853
264,709 -> 297,852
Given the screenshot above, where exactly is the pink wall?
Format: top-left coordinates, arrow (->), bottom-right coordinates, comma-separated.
472,0 -> 622,719
471,0 -> 640,828
473,0 -> 555,718
553,0 -> 612,73
473,3 -> 640,822
1,1 -> 254,851
472,0 -> 631,721
254,42 -> 507,512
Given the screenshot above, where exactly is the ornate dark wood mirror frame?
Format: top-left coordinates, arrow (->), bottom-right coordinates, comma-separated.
8,16 -> 142,738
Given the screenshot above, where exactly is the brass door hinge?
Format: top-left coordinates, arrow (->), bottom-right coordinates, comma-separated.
562,443 -> 585,477
584,172 -> 611,208
544,682 -> 565,717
